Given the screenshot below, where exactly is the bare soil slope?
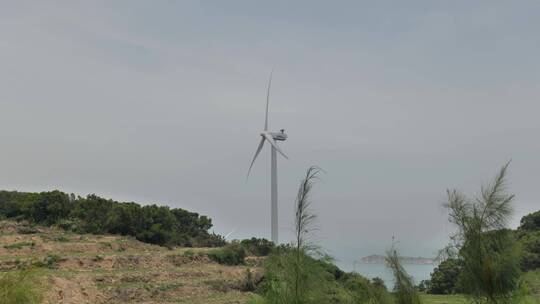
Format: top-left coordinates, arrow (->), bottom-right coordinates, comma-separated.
0,221 -> 260,304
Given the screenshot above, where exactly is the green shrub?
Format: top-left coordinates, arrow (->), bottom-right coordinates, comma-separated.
16,226 -> 38,235
0,190 -> 219,248
241,268 -> 256,292
518,230 -> 540,272
204,279 -> 233,292
4,242 -> 35,250
45,254 -> 62,268
208,243 -> 246,265
55,219 -> 79,231
519,210 -> 540,232
259,250 -> 386,304
55,235 -> 70,242
34,254 -> 63,269
157,282 -> 183,292
0,270 -> 41,304
240,238 -> 275,256
93,255 -> 104,262
428,258 -> 462,294
258,250 -> 328,303
372,277 -> 387,290
339,272 -> 393,304
193,232 -> 227,247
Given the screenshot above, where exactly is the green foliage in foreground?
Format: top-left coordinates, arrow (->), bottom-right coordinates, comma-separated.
518,230 -> 540,272
258,249 -> 334,303
0,190 -> 225,247
420,290 -> 539,304
519,269 -> 540,298
420,293 -> 467,304
0,270 -> 42,304
517,210 -> 540,272
445,163 -> 521,303
428,207 -> 540,296
255,247 -> 393,304
253,167 -> 393,304
386,247 -> 422,304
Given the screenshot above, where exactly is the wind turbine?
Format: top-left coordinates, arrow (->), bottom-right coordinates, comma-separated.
247,71 -> 289,244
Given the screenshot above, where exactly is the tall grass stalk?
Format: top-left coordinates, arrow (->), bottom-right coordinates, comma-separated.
293,166 -> 323,300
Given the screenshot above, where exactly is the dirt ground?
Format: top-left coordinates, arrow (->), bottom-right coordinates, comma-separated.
0,221 -> 260,304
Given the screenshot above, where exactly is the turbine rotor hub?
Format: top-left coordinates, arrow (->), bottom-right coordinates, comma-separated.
262,130 -> 288,141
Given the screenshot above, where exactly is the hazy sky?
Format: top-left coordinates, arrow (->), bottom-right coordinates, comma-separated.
1,1 -> 539,265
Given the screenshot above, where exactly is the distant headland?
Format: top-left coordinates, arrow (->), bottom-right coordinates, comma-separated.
359,254 -> 435,265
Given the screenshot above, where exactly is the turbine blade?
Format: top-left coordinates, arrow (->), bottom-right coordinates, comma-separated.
264,69 -> 273,131
225,227 -> 237,239
247,137 -> 266,178
263,132 -> 289,159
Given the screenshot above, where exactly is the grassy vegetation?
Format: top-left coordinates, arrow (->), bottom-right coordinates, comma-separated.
0,269 -> 42,304
254,167 -> 396,304
207,243 -> 246,265
420,294 -> 466,304
521,270 -> 540,295
0,220 -> 258,303
4,241 -> 35,250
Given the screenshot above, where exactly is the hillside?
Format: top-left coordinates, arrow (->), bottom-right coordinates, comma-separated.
0,190 -> 224,248
0,220 -> 260,304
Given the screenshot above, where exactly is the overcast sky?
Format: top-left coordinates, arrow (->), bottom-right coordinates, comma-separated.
1,1 -> 539,265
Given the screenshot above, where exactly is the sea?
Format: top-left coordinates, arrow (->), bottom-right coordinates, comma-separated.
336,261 -> 435,288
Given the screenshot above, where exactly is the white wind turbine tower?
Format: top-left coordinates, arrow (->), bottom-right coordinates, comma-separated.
247,71 -> 288,244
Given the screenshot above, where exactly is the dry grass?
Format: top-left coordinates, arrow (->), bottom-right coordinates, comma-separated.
0,220 -> 258,304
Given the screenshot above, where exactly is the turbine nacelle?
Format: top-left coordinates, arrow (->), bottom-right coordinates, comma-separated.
263,130 -> 288,141
248,130 -> 289,178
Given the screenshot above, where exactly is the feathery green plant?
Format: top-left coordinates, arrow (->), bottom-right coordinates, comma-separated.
385,245 -> 422,304
259,166 -> 328,304
445,162 -> 520,303
292,166 -> 324,301
294,166 -> 323,253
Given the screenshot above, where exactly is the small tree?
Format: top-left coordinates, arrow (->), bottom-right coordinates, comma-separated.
386,245 -> 422,304
445,162 -> 521,303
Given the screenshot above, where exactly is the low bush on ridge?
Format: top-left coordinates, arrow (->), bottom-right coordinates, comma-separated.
240,238 -> 275,256
208,243 -> 246,265
0,190 -> 225,248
